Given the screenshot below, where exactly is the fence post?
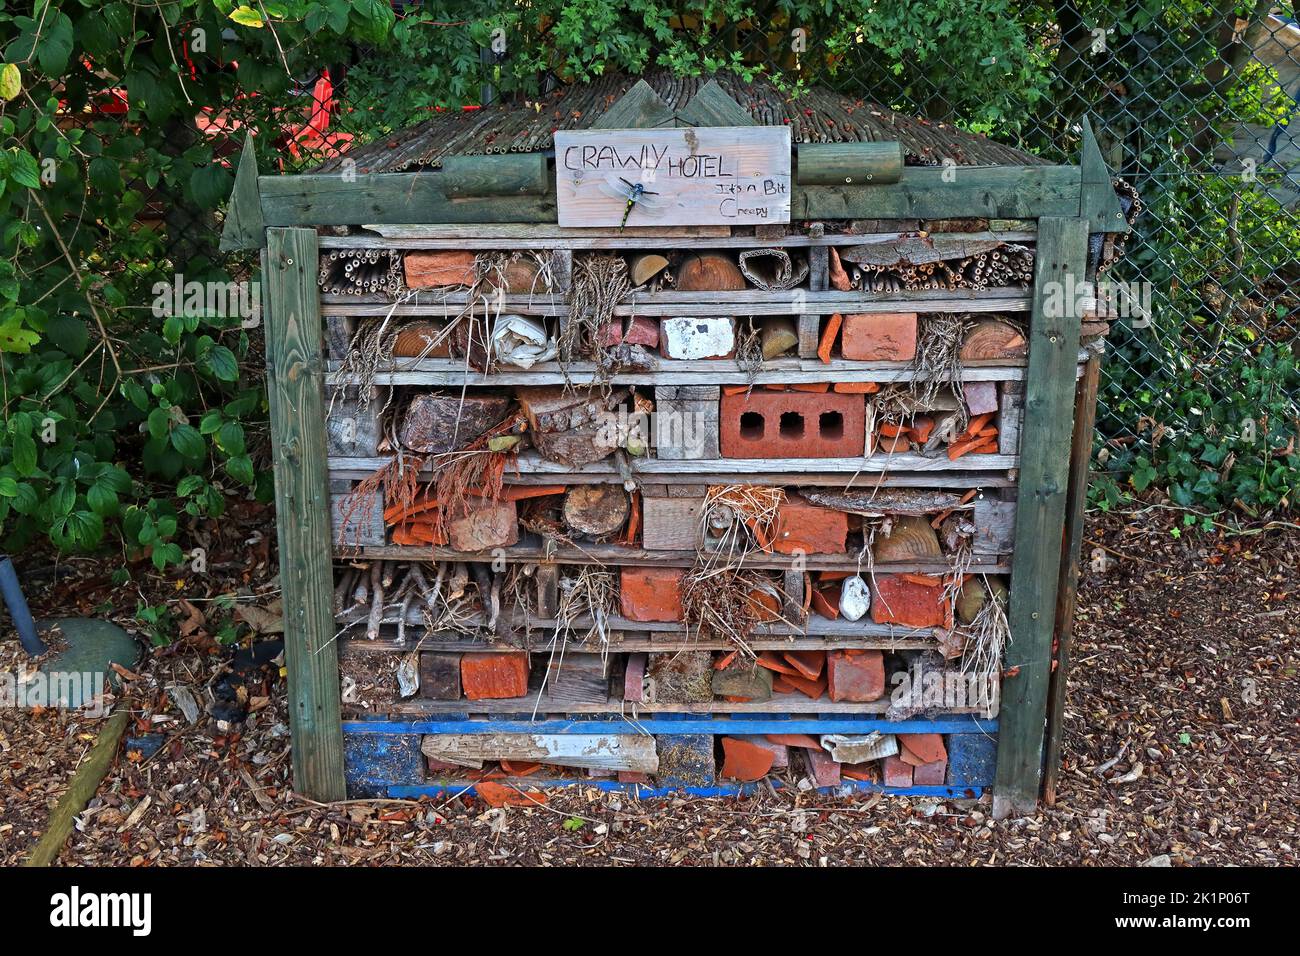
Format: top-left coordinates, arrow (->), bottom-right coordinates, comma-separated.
993,216 -> 1089,818
264,227 -> 346,802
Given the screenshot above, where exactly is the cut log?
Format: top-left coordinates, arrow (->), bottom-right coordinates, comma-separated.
445,497 -> 519,552
399,393 -> 511,454
486,256 -> 551,294
563,484 -> 630,538
758,316 -> 799,360
391,321 -> 452,358
418,652 -> 462,699
673,253 -> 746,291
421,733 -> 658,772
959,318 -> 1028,360
872,515 -> 943,562
404,250 -> 475,288
629,253 -> 669,286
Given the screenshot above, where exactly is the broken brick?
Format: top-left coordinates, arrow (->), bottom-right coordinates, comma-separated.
600,314 -> 660,348
772,495 -> 849,554
826,649 -> 885,702
840,312 -> 918,361
898,733 -> 947,765
736,735 -> 790,770
721,737 -> 775,781
461,652 -> 529,700
620,567 -> 685,622
804,747 -> 841,788
403,250 -> 475,288
913,759 -> 947,786
766,733 -> 822,749
783,650 -> 826,681
883,755 -> 914,788
871,573 -> 951,628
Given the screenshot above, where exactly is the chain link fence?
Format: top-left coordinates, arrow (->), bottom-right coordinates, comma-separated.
191,2 -> 1299,506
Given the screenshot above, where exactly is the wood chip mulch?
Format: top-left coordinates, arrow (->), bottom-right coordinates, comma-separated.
1,504 -> 1296,866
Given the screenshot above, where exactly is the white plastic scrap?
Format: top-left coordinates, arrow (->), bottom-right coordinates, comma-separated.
492,314 -> 557,368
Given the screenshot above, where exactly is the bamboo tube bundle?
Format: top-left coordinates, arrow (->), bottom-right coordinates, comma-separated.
318,248 -> 403,296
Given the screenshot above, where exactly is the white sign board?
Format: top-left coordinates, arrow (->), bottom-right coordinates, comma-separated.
554,126 -> 792,228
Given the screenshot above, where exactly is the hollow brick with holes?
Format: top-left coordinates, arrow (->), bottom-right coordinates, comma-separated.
720,390 -> 865,459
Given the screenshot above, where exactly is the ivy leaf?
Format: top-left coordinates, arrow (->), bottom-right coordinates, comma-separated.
229,5 -> 265,28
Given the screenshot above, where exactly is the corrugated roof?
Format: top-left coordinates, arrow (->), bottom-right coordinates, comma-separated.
314,71 -> 1042,174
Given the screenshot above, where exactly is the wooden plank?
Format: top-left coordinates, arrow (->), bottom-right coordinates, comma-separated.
220,131 -> 264,252
338,226 -> 1035,248
331,491 -> 385,547
328,355 -> 1039,387
993,216 -> 1088,819
641,494 -> 705,550
555,126 -> 792,227
795,165 -> 1083,221
345,632 -> 940,654
972,496 -> 1017,555
1078,117 -> 1127,233
998,381 -> 1025,455
329,450 -> 1019,477
390,695 -> 991,716
798,142 -> 904,186
264,229 -> 347,801
421,733 -> 659,772
337,537 -> 1007,574
258,173 -> 558,227
675,78 -> 757,127
320,287 -> 1034,317
1043,354 -> 1102,804
592,79 -> 675,130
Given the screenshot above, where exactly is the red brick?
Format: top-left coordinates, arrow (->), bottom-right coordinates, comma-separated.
840,312 -> 918,361
720,390 -> 865,459
720,737 -> 776,781
775,671 -> 826,699
883,755 -> 914,788
826,649 -> 885,702
599,315 -> 659,348
805,747 -> 841,788
619,567 -> 685,622
446,497 -> 519,552
427,757 -> 463,773
617,771 -> 652,784
810,583 -> 841,620
772,495 -> 848,554
871,574 -> 951,628
842,762 -> 879,782
913,759 -> 947,786
403,250 -> 475,288
757,650 -> 801,676
461,652 -> 529,700
899,733 -> 948,765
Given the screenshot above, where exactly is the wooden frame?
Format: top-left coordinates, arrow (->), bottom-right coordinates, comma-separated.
240,88 -> 1118,808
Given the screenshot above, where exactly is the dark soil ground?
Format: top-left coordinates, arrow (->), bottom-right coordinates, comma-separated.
1,504 -> 1296,866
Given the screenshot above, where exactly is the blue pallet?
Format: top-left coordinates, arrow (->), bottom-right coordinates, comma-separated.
344,714 -> 997,735
384,779 -> 985,799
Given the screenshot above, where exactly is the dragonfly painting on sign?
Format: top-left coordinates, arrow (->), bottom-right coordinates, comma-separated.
554,126 -> 792,228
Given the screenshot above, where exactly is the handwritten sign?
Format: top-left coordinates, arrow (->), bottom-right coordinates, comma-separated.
554,126 -> 792,227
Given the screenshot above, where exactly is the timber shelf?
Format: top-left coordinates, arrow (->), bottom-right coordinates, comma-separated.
328,450 -> 1020,481
324,355 -> 1054,388
327,225 -> 1039,250
320,287 -> 1033,318
336,613 -> 960,654
365,695 -> 997,718
332,538 -> 1010,573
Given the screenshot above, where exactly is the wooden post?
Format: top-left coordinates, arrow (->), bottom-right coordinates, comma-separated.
265,228 -> 347,801
993,217 -> 1088,819
1042,353 -> 1102,804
